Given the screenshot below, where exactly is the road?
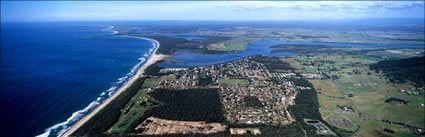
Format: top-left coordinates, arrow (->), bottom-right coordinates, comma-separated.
332,80 -> 364,137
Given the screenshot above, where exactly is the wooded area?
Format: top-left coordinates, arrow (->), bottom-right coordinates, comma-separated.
370,56 -> 425,87
72,77 -> 146,136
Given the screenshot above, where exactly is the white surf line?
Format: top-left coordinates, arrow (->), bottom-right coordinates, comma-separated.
37,34 -> 156,137
59,35 -> 162,137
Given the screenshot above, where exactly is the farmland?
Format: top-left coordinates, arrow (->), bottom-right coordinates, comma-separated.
284,47 -> 425,137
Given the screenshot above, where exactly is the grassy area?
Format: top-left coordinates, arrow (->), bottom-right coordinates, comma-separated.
108,77 -> 160,134
159,74 -> 177,81
320,111 -> 360,131
108,88 -> 155,134
141,77 -> 159,88
285,49 -> 425,137
208,38 -> 259,52
278,28 -> 425,45
310,80 -> 360,132
218,78 -> 249,85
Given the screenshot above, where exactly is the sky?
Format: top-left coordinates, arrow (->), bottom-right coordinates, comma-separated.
1,1 -> 424,22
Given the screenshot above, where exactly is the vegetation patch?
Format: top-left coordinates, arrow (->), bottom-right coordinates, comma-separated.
243,96 -> 263,108
108,88 -> 159,134
370,56 -> 425,87
384,97 -> 409,105
108,77 -> 160,134
141,36 -> 232,55
326,117 -> 354,129
249,55 -> 293,72
72,77 -> 146,136
198,75 -> 213,86
270,44 -> 335,54
144,61 -> 170,76
142,77 -> 159,88
146,88 -> 226,123
218,78 -> 249,85
288,78 -> 353,137
208,38 -> 259,52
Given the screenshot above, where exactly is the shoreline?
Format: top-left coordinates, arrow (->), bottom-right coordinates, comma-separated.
61,37 -> 166,137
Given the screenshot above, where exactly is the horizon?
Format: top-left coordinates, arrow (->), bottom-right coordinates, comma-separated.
1,1 -> 424,22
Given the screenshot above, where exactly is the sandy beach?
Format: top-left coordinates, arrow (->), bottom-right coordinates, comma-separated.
61,37 -> 166,137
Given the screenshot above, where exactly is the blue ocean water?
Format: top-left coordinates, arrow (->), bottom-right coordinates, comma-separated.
1,22 -> 156,137
160,40 -> 425,68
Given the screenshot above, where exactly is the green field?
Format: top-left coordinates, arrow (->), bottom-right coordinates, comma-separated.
218,78 -> 249,85
310,80 -> 360,132
141,77 -> 159,88
208,38 -> 259,52
285,49 -> 425,137
108,77 -> 160,134
278,28 -> 425,45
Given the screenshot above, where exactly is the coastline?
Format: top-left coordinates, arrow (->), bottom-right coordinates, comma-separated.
61,37 -> 166,137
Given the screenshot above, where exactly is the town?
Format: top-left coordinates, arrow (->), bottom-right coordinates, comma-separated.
151,57 -> 318,125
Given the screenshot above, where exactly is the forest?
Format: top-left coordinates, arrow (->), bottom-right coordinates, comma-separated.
249,55 -> 294,72
147,88 -> 226,122
270,44 -> 331,54
143,61 -> 169,76
243,96 -> 264,108
369,56 -> 425,87
72,77 -> 146,136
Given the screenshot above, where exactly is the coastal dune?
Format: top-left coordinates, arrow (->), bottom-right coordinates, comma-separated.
61,37 -> 166,137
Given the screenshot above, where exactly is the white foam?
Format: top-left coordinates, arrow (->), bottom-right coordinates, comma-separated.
139,57 -> 146,61
99,25 -> 118,35
148,48 -> 154,55
117,76 -> 128,84
37,101 -> 100,137
37,34 -> 157,137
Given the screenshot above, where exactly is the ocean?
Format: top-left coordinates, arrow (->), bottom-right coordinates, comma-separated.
1,22 -> 156,137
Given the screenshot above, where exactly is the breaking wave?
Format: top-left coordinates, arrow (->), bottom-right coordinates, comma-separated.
101,25 -> 118,35
36,32 -> 156,137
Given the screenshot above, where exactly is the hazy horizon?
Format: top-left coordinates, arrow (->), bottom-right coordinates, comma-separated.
1,1 -> 424,22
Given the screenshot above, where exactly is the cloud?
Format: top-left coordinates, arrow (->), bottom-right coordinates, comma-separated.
2,1 -> 424,21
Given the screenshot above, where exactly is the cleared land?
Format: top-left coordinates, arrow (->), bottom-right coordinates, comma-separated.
135,117 -> 226,135
309,80 -> 360,132
229,128 -> 261,135
285,48 -> 425,137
